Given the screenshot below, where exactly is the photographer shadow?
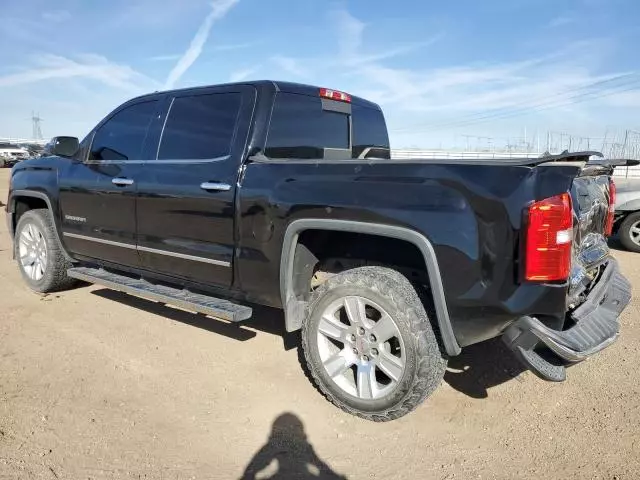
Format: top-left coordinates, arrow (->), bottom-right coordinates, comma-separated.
240,413 -> 347,480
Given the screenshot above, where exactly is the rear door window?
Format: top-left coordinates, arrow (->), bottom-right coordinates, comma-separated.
265,93 -> 350,159
157,93 -> 241,160
89,100 -> 159,161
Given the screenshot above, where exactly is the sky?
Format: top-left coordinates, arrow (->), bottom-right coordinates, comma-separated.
1,0 -> 640,149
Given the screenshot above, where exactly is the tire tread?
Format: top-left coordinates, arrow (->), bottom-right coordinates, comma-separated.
15,209 -> 76,293
619,212 -> 640,253
301,266 -> 447,422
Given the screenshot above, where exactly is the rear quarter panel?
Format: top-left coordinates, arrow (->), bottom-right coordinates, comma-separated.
238,160 -> 578,347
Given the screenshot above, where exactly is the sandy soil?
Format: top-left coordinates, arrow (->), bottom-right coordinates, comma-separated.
0,169 -> 638,479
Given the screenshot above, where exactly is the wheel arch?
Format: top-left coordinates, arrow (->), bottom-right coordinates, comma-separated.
280,219 -> 461,356
9,190 -> 74,262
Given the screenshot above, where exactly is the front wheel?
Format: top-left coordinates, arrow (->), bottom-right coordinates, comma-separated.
301,266 -> 447,422
14,209 -> 76,293
619,211 -> 640,253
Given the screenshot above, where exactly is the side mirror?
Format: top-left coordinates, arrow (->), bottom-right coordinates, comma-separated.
45,136 -> 79,158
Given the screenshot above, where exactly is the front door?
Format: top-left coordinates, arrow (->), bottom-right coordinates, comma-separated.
135,85 -> 255,288
59,98 -> 162,267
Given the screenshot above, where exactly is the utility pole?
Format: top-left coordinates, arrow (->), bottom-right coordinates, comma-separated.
461,135 -> 472,151
31,112 -> 43,140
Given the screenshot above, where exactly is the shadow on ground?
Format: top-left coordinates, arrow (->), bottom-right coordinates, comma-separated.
444,338 -> 526,399
90,288 -> 300,351
239,412 -> 347,480
90,289 -> 526,399
608,235 -> 627,252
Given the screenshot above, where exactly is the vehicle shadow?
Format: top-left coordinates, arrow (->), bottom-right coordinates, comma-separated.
607,235 -> 626,252
90,288 -> 525,398
89,288 -> 300,351
443,338 -> 526,399
239,412 -> 347,480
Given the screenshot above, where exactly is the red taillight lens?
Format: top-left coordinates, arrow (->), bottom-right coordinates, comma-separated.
525,192 -> 573,282
319,87 -> 351,103
605,179 -> 616,237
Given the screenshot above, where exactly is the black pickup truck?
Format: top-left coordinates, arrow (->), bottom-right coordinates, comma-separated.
5,81 -> 632,421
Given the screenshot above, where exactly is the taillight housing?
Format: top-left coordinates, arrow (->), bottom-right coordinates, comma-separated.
605,179 -> 616,236
524,192 -> 573,282
319,87 -> 351,103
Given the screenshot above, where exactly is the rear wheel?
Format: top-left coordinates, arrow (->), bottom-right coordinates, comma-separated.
301,266 -> 447,421
619,212 -> 640,253
14,209 -> 76,293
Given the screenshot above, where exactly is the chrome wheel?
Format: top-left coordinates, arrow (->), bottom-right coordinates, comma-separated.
316,296 -> 406,400
630,220 -> 640,246
18,222 -> 48,281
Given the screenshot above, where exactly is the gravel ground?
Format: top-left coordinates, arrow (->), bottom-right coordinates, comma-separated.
0,169 -> 638,479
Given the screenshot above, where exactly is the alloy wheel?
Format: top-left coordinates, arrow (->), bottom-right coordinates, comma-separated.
316,296 -> 406,400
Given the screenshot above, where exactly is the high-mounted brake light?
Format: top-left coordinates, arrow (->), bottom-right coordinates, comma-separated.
605,179 -> 616,237
319,88 -> 351,103
525,192 -> 573,282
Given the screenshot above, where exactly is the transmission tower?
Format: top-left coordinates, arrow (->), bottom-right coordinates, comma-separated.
31,112 -> 43,139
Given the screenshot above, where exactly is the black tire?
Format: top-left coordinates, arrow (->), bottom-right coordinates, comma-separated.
301,266 -> 447,422
619,211 -> 640,253
14,209 -> 76,293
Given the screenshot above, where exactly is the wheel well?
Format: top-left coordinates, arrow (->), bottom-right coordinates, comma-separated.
294,230 -> 429,301
287,228 -> 440,335
286,228 -> 459,353
13,196 -> 48,231
282,221 -> 460,356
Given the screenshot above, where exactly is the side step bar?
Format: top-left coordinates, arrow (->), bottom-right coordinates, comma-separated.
67,266 -> 252,322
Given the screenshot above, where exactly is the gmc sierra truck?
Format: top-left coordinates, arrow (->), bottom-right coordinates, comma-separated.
5,81 -> 632,421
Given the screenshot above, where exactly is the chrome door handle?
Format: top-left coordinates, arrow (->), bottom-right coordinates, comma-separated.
200,182 -> 231,192
112,177 -> 134,186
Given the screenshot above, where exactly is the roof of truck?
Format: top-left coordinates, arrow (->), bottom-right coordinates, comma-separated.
134,80 -> 382,110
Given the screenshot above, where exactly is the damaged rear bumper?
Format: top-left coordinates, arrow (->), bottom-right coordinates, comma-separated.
503,258 -> 631,381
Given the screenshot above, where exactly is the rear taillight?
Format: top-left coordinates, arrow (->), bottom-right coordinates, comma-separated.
605,179 -> 616,236
525,192 -> 573,282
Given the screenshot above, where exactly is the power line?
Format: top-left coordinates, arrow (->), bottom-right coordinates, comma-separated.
394,76 -> 640,133
440,80 -> 640,131
391,72 -> 640,134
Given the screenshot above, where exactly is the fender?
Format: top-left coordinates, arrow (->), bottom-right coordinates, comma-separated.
280,218 -> 461,356
9,189 -> 75,262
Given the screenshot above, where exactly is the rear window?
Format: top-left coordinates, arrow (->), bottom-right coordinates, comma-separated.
265,93 -> 349,159
265,92 -> 389,160
157,92 -> 241,160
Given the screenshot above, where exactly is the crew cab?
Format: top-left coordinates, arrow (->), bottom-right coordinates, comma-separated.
5,81 -> 631,421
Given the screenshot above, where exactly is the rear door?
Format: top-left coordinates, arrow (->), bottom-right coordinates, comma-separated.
135,85 -> 255,288
59,98 -> 161,266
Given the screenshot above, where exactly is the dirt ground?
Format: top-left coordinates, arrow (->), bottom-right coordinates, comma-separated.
0,169 -> 638,480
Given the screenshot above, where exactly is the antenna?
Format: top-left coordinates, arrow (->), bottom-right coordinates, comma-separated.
31,111 -> 44,140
